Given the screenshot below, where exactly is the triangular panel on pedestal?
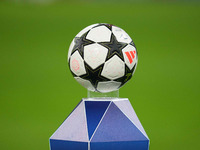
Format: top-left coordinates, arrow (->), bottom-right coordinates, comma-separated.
85,101 -> 111,140
50,100 -> 89,142
91,102 -> 148,142
113,99 -> 148,138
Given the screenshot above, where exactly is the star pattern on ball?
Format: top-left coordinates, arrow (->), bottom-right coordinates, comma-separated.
68,24 -> 138,93
98,33 -> 128,61
129,41 -> 138,59
80,63 -> 109,89
130,41 -> 136,47
71,31 -> 94,58
104,23 -> 113,31
92,23 -> 113,31
114,64 -> 136,87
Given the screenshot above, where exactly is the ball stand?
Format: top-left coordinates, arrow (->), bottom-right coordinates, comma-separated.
49,90 -> 149,150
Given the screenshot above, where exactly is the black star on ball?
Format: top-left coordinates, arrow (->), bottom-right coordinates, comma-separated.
115,64 -> 136,87
92,23 -> 113,31
80,63 -> 109,89
130,41 -> 136,48
71,31 -> 94,58
98,33 -> 128,61
103,23 -> 113,31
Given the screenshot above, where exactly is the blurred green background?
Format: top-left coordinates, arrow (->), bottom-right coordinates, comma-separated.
0,0 -> 200,150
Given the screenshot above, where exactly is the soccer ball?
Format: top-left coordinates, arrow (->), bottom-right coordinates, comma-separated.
68,23 -> 138,93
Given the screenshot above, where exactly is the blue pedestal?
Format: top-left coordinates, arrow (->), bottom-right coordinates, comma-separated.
50,98 -> 149,150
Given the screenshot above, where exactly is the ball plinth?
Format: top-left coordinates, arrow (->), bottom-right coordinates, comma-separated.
68,23 -> 138,93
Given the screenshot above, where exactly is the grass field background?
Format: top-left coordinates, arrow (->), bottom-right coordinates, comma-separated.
0,1 -> 200,150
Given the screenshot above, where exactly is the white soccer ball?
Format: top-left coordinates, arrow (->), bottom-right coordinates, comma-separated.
68,23 -> 138,93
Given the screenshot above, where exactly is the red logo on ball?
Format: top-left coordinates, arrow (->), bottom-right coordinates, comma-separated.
125,50 -> 136,64
72,59 -> 80,71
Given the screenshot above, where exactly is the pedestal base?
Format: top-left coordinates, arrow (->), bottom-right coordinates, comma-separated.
50,98 -> 149,150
